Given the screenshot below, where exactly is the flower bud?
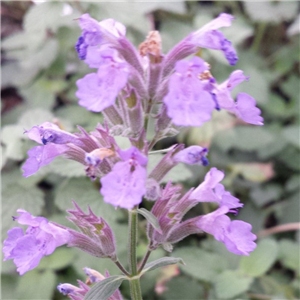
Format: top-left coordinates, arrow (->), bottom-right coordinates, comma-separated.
65,202 -> 117,261
145,178 -> 161,201
149,144 -> 184,183
173,146 -> 209,166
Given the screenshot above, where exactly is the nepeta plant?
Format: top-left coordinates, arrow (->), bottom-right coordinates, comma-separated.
3,13 -> 263,300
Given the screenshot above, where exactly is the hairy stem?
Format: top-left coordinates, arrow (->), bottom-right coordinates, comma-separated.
114,260 -> 130,276
128,208 -> 143,300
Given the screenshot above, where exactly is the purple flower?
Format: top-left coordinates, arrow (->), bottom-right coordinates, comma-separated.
163,57 -> 215,127
25,122 -> 81,146
191,167 -> 243,209
162,13 -> 238,77
84,267 -> 106,283
58,269 -> 123,300
22,122 -> 83,177
22,144 -> 67,177
196,206 -> 257,255
3,210 -> 69,275
100,146 -> 147,209
22,122 -> 120,178
57,281 -> 90,300
190,13 -> 238,65
75,14 -> 126,61
76,49 -> 129,112
214,70 -> 264,125
173,146 -> 209,166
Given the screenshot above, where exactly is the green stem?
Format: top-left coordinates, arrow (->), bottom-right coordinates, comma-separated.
114,260 -> 130,276
138,249 -> 152,273
128,209 -> 138,275
129,278 -> 143,300
251,22 -> 267,53
128,208 -> 143,300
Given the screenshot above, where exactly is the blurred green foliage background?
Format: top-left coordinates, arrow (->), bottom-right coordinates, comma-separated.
1,1 -> 299,299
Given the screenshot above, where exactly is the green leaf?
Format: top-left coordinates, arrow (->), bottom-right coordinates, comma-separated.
240,239 -> 278,277
260,276 -> 283,296
179,110 -> 235,148
277,146 -> 300,171
2,183 -> 44,237
24,2 -> 77,43
1,125 -> 25,161
250,184 -> 282,207
237,203 -> 266,234
214,126 -> 274,152
1,275 -> 19,300
18,108 -> 54,128
235,65 -> 270,105
55,105 -> 103,129
162,276 -> 204,300
278,239 -> 300,272
2,32 -> 27,50
114,136 -> 131,149
147,154 -> 193,183
16,269 -> 56,300
257,134 -> 287,159
276,193 -> 300,225
222,18 -> 254,45
21,39 -> 58,70
201,239 -> 240,270
244,2 -> 298,23
83,275 -> 125,300
36,157 -> 86,178
282,125 -> 300,148
163,163 -> 194,183
142,257 -> 185,274
137,208 -> 161,232
288,14 -> 300,36
19,79 -> 62,110
160,19 -> 194,52
229,163 -> 274,183
1,144 -> 7,169
54,178 -> 118,223
172,247 -> 228,282
214,270 -> 253,299
285,175 -> 300,192
1,62 -> 39,88
37,247 -> 77,271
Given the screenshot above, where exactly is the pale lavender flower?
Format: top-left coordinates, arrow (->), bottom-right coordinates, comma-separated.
163,56 -> 215,126
22,122 -> 83,177
162,13 -> 238,78
196,206 -> 257,255
191,167 -> 243,209
25,122 -> 82,146
189,13 -> 238,65
75,14 -> 126,61
57,281 -> 90,300
173,146 -> 209,166
22,144 -> 67,177
22,123 -> 119,178
213,70 -> 264,125
100,146 -> 147,209
3,210 -> 69,275
58,269 -> 123,300
76,48 -> 129,112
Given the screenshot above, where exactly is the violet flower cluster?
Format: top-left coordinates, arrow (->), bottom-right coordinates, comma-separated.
3,12 -> 263,300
